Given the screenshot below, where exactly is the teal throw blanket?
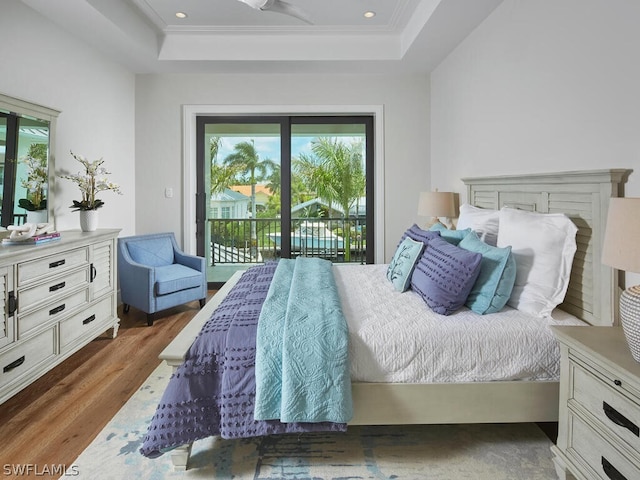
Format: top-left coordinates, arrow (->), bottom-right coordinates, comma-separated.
254,257 -> 353,424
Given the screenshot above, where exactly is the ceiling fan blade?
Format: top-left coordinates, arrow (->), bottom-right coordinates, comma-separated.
267,0 -> 313,24
236,0 -> 269,10
236,0 -> 312,24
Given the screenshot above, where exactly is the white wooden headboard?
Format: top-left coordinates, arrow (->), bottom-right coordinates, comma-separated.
462,169 -> 632,327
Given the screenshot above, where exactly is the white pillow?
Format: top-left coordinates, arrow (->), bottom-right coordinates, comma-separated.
456,204 -> 500,246
497,207 -> 578,317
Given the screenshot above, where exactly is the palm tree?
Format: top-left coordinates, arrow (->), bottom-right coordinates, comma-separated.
293,137 -> 366,260
209,136 -> 221,162
209,137 -> 238,195
294,152 -> 335,208
265,162 -> 281,196
223,140 -> 278,255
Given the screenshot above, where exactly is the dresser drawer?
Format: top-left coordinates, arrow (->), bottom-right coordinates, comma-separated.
0,327 -> 55,389
60,297 -> 113,349
17,247 -> 90,286
569,412 -> 640,480
571,359 -> 640,452
18,268 -> 90,313
18,289 -> 90,338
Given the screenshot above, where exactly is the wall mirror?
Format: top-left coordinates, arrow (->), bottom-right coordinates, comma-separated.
0,93 -> 60,228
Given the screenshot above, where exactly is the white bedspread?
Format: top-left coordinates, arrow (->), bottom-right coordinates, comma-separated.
333,263 -> 585,383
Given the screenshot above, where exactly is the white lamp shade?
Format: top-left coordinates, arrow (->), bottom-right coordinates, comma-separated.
602,197 -> 640,273
418,191 -> 456,218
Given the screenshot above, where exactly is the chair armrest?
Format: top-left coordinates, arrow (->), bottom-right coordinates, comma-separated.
174,250 -> 206,272
120,259 -> 155,278
118,242 -> 157,310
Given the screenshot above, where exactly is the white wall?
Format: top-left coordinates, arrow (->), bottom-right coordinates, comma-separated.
135,74 -> 430,259
431,0 -> 640,288
0,0 -> 136,235
431,0 -> 640,198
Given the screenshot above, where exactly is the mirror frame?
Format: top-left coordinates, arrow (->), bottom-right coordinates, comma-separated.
0,92 -> 60,229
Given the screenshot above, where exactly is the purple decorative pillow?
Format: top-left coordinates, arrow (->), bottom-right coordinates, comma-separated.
410,236 -> 483,315
398,224 -> 440,248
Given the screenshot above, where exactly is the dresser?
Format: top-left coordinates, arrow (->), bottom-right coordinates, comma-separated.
551,326 -> 640,480
0,229 -> 120,404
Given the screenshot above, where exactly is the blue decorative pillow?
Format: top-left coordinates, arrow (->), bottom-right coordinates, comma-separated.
386,237 -> 425,292
410,236 -> 483,315
458,231 -> 516,315
429,223 -> 472,246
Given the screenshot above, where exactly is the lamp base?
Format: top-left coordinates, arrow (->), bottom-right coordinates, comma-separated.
620,285 -> 640,363
428,217 -> 453,230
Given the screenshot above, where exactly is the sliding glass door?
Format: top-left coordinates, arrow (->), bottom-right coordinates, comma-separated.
196,115 -> 374,285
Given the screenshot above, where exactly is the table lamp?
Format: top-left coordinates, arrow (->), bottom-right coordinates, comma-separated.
602,197 -> 640,362
418,191 -> 456,229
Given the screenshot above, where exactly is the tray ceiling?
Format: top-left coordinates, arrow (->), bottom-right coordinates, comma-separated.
20,0 -> 503,74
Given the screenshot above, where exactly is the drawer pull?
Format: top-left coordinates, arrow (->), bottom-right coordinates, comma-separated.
602,457 -> 627,480
90,264 -> 97,282
614,379 -> 622,387
82,314 -> 96,325
49,259 -> 66,269
603,402 -> 639,437
3,356 -> 25,373
49,281 -> 66,292
49,304 -> 66,316
7,291 -> 16,316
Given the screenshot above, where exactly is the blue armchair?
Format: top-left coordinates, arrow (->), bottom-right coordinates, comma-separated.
117,232 -> 207,326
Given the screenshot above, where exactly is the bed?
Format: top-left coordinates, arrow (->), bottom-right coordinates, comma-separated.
148,169 -> 630,470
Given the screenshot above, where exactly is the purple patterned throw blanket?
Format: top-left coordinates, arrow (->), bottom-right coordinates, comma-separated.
139,262 -> 347,459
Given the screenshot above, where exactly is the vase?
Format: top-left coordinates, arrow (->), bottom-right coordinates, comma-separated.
79,210 -> 99,232
26,210 -> 48,225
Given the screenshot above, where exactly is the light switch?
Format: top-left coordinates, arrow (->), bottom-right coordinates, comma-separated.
165,187 -> 173,198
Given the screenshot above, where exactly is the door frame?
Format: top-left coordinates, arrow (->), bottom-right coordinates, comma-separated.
182,104 -> 386,263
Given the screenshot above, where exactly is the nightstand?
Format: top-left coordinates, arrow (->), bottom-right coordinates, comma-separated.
551,326 -> 640,480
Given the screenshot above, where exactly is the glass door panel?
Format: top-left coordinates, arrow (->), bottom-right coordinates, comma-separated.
200,121 -> 283,284
290,121 -> 368,263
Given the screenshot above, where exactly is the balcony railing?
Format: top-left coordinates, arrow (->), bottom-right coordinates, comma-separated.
209,217 -> 366,265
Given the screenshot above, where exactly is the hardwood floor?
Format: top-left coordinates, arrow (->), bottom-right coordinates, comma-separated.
0,296 -> 213,480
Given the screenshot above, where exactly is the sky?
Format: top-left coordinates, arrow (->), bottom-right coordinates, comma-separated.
213,135 -> 364,170
215,136 -> 314,166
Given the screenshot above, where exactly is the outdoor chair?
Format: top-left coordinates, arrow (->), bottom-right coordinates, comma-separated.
117,232 -> 207,326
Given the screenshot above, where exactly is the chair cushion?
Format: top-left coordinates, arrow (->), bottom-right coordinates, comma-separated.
127,237 -> 175,267
155,264 -> 203,296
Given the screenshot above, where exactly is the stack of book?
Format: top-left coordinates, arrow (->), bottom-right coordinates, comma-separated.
2,231 -> 61,246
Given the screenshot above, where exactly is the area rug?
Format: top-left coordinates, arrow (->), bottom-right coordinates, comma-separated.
63,362 -> 558,479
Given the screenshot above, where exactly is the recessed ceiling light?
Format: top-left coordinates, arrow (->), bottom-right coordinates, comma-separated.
363,11 -> 376,19
175,12 -> 188,19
